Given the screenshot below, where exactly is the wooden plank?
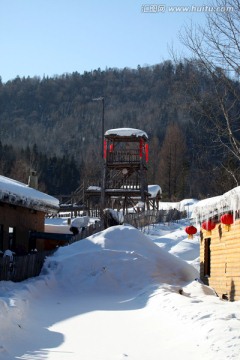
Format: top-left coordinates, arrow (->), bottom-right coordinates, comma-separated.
226,278 -> 240,285
210,263 -> 226,268
224,249 -> 240,255
226,264 -> 240,269
226,237 -> 240,242
210,261 -> 226,266
226,273 -> 240,278
209,275 -> 226,280
210,257 -> 226,262
209,268 -> 225,273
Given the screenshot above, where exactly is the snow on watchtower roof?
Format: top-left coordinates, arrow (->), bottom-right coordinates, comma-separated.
105,128 -> 148,140
0,175 -> 59,213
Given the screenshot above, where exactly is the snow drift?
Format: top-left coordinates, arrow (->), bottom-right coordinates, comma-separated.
0,222 -> 240,360
43,225 -> 198,294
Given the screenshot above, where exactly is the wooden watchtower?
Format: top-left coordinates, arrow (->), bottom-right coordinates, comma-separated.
102,128 -> 149,214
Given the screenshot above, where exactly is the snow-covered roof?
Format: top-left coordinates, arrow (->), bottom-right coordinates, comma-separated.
87,185 -> 101,191
148,185 -> 162,198
192,186 -> 240,221
0,175 -> 59,213
105,128 -> 148,139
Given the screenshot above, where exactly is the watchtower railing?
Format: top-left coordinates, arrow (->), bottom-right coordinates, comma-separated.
106,179 -> 143,190
107,150 -> 144,163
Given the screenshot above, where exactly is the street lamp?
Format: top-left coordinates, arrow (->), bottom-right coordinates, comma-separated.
92,96 -> 105,218
92,97 -> 105,159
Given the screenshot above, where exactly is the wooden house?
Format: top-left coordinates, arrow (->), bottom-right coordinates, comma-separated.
0,175 -> 59,254
192,186 -> 240,301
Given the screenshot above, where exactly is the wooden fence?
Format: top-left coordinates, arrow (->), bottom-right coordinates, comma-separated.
69,220 -> 103,243
0,221 -> 103,282
0,210 -> 184,282
0,250 -> 56,282
124,209 -> 186,230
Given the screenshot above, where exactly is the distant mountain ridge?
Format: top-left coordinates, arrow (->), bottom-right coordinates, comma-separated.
0,60 -> 238,198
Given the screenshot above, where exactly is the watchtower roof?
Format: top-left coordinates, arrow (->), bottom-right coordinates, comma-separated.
105,128 -> 148,141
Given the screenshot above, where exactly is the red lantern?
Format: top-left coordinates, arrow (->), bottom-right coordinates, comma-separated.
185,225 -> 197,239
103,139 -> 107,159
221,213 -> 234,231
202,220 -> 216,235
145,143 -> 149,162
109,143 -> 114,153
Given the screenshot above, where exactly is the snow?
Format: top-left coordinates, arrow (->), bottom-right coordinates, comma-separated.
86,185 -> 101,191
3,250 -> 15,261
105,128 -> 148,139
192,186 -> 240,221
104,208 -> 124,224
148,184 -> 162,198
0,175 -> 59,212
45,217 -> 72,234
0,220 -> 240,359
158,198 -> 199,217
71,216 -> 89,228
44,216 -> 89,234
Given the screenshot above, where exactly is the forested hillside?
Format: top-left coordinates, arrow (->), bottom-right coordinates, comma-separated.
0,60 -> 239,199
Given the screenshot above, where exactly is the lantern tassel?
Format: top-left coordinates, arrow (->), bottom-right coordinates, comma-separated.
224,224 -> 231,231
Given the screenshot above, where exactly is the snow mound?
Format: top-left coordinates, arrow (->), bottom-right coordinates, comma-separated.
42,225 -> 198,294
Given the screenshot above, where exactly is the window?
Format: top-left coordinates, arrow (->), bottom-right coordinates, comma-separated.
204,238 -> 211,277
8,227 -> 16,251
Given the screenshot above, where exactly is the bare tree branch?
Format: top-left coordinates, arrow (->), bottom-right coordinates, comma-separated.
180,0 -> 240,176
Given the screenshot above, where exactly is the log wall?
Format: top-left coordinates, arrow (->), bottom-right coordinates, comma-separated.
200,219 -> 240,301
0,202 -> 45,254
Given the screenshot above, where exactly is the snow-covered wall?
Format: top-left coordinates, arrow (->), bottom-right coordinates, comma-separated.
0,175 -> 59,213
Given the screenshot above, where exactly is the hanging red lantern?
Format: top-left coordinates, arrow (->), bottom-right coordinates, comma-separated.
221,213 -> 234,231
145,143 -> 149,162
103,139 -> 107,159
185,225 -> 197,239
109,143 -> 114,153
202,220 -> 216,235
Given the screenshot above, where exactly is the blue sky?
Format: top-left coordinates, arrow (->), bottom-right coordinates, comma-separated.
0,0 -> 208,83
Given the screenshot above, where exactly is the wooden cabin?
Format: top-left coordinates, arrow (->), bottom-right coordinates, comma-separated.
192,187 -> 240,301
0,175 -> 59,254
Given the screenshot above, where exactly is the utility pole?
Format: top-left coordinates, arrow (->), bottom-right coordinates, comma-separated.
92,97 -> 105,218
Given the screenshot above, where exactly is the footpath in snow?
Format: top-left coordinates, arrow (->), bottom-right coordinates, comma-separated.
0,223 -> 240,359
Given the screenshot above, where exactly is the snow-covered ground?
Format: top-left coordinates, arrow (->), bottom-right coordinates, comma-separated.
0,220 -> 240,360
